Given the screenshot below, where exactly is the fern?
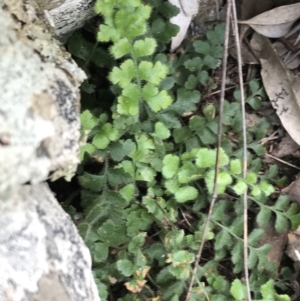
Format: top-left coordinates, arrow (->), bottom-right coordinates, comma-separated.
68,0 -> 300,300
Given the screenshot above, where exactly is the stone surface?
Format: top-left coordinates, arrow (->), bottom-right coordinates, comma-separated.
0,183 -> 100,301
0,0 -> 86,197
0,1 -> 101,300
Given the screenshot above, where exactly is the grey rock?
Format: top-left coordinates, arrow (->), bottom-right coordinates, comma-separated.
0,183 -> 100,301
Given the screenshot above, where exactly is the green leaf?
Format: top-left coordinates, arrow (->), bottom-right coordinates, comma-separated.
215,229 -> 231,250
78,223 -> 99,244
167,250 -> 194,265
206,25 -> 225,45
110,37 -> 131,59
259,181 -> 275,197
197,70 -> 209,85
173,127 -> 191,143
218,172 -> 232,190
184,74 -> 197,90
97,219 -> 129,247
248,143 -> 266,156
165,178 -> 180,193
246,172 -> 257,184
160,77 -> 176,90
175,186 -> 198,203
171,88 -> 201,115
109,139 -> 135,162
115,8 -> 149,38
248,228 -> 264,245
139,61 -> 168,84
133,38 -> 157,58
260,280 -> 290,300
183,57 -> 202,72
230,279 -> 246,300
116,259 -> 134,277
119,184 -> 135,202
248,78 -> 260,93
78,173 -> 105,192
230,159 -> 242,175
143,197 -> 157,214
265,164 -> 278,179
205,170 -> 232,194
136,164 -> 156,181
189,116 -> 206,131
117,83 -> 139,115
248,248 -> 258,269
109,59 -> 135,88
159,1 -> 180,18
68,32 -> 93,60
142,83 -> 173,112
251,185 -> 261,197
211,200 -> 230,221
151,18 -> 179,42
231,241 -> 243,265
274,195 -> 290,211
154,122 -> 170,139
196,148 -> 216,168
131,134 -> 155,162
193,40 -> 210,55
162,154 -> 180,179
203,54 -> 219,69
92,123 -> 119,149
93,242 -> 109,263
198,127 -> 217,145
246,96 -> 262,110
256,207 -> 271,228
232,180 -> 247,195
177,162 -> 198,184
80,110 -> 98,130
94,0 -> 117,16
121,160 -> 135,177
128,233 -> 146,253
108,168 -> 132,186
79,143 -> 96,160
97,24 -> 121,42
275,213 -> 288,233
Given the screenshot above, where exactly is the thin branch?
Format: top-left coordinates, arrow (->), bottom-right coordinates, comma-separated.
265,154 -> 300,171
231,1 -> 252,300
184,1 -> 232,300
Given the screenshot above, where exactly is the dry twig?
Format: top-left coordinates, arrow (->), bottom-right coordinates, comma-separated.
185,1 -> 232,300
231,0 -> 252,300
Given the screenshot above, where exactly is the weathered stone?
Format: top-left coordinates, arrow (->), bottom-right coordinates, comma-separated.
0,0 -> 101,300
0,0 -> 86,197
0,183 -> 100,301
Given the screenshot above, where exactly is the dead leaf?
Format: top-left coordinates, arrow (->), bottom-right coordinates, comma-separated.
273,40 -> 300,69
271,133 -> 300,158
240,0 -> 274,20
258,35 -> 300,146
239,3 -> 300,38
282,173 -> 300,204
256,216 -> 288,274
286,229 -> 300,262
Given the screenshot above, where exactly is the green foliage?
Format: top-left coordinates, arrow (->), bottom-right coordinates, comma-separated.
68,0 -> 300,300
230,279 -> 290,301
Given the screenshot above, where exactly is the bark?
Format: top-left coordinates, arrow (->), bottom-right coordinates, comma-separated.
41,0 -> 96,42
0,0 -> 100,300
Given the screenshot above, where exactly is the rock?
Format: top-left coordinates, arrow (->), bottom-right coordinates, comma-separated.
0,0 -> 101,300
0,183 -> 100,301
